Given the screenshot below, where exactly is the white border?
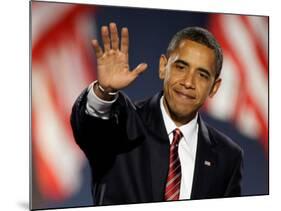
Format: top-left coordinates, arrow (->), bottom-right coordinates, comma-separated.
0,0 -> 279,211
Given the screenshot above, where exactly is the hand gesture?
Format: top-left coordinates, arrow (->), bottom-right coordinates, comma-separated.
92,23 -> 148,95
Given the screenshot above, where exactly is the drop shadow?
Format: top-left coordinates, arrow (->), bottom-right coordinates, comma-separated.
17,201 -> 29,210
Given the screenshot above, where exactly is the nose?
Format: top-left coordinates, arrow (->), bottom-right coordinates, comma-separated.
181,70 -> 195,89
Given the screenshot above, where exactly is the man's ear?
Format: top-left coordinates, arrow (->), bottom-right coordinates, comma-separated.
209,78 -> 222,98
159,54 -> 168,80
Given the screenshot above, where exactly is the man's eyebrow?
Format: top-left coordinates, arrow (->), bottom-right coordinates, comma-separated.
175,60 -> 212,75
174,59 -> 189,66
198,67 -> 211,77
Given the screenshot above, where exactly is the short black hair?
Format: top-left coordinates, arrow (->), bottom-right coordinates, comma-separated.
166,26 -> 223,79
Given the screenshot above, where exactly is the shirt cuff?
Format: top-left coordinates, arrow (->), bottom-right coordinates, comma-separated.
86,81 -> 118,119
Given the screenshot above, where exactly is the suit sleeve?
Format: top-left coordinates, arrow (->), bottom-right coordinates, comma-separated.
70,88 -> 144,180
224,149 -> 244,197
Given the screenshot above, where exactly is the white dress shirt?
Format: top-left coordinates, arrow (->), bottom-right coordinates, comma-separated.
160,96 -> 198,200
86,82 -> 198,200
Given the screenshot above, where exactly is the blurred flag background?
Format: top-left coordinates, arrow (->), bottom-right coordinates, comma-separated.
207,14 -> 268,152
31,1 -> 268,210
31,2 -> 95,209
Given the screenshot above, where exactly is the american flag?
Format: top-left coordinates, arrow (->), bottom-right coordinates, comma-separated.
206,14 -> 268,152
31,2 -> 95,202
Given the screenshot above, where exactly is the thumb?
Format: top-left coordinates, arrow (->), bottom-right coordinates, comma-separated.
130,63 -> 148,78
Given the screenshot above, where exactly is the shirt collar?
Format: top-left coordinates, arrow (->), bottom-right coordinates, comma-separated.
160,96 -> 198,145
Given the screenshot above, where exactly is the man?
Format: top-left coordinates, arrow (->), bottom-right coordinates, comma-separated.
71,22 -> 243,206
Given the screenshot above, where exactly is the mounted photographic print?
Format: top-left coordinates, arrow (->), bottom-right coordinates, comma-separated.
31,0 -> 269,210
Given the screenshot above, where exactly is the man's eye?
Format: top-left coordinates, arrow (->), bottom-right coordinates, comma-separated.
176,65 -> 185,70
199,72 -> 209,79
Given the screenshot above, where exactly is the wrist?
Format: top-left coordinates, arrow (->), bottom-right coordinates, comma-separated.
93,80 -> 118,101
97,81 -> 118,95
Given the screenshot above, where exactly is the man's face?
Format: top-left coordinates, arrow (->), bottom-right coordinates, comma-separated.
159,39 -> 221,125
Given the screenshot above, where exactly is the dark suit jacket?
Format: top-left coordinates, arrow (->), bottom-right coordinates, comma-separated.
70,88 -> 243,206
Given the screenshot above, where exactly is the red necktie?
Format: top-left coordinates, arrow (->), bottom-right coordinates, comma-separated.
164,128 -> 183,201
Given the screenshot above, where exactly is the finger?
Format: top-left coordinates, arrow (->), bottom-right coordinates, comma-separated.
121,27 -> 129,54
101,26 -> 111,52
109,22 -> 119,50
130,63 -> 148,78
91,39 -> 103,58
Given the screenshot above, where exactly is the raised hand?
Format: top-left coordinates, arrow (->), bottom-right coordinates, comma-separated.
91,23 -> 148,99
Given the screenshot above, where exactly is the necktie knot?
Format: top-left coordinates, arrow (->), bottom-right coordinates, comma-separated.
172,128 -> 183,146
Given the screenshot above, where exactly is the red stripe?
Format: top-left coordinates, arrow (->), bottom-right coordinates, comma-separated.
239,16 -> 268,77
33,141 -> 64,200
36,63 -> 78,150
245,94 -> 268,152
209,14 -> 247,123
32,5 -> 94,61
73,24 -> 97,82
32,9 -> 95,151
169,156 -> 179,168
166,163 -> 181,181
165,190 -> 180,201
209,14 -> 268,152
33,34 -> 94,151
32,110 -> 65,200
165,180 -> 181,199
169,192 -> 180,201
165,184 -> 181,199
32,12 -> 89,133
169,152 -> 180,164
165,174 -> 181,192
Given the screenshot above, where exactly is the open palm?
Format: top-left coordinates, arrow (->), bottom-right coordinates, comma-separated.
92,23 -> 148,92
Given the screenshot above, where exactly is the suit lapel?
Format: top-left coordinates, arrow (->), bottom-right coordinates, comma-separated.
191,116 -> 218,199
140,92 -> 170,202
147,134 -> 170,202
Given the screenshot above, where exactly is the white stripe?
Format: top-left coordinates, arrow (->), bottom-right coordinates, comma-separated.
32,2 -> 74,48
248,16 -> 268,57
169,156 -> 180,168
207,53 -> 240,120
37,14 -> 95,115
165,180 -> 181,195
32,69 -> 83,195
166,172 -> 181,187
166,189 -> 180,200
168,162 -> 181,177
237,101 -> 260,139
169,151 -> 180,166
170,143 -> 180,150
222,15 -> 268,121
44,39 -> 90,112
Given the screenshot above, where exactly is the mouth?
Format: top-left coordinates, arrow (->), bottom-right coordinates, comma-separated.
174,90 -> 196,101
